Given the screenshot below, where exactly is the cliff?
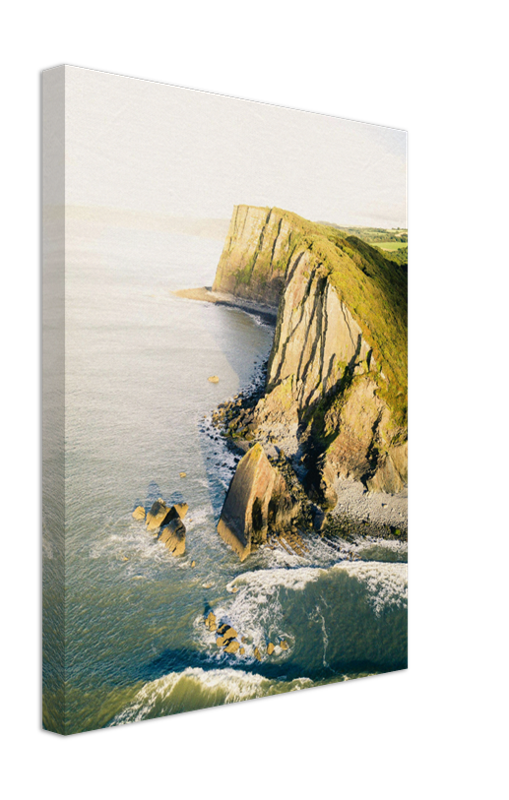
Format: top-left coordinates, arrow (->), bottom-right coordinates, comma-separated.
212,205 -> 301,307
213,204 -> 408,506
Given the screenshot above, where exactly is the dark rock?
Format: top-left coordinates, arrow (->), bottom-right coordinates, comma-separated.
159,517 -> 186,556
146,499 -> 171,532
147,500 -> 188,532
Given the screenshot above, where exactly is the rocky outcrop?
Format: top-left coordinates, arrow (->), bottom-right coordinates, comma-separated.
318,378 -> 407,506
217,443 -> 299,561
146,499 -> 172,532
159,516 -> 186,556
212,205 -> 407,504
266,253 -> 372,409
204,611 -> 246,656
252,250 -> 376,457
145,499 -> 188,556
132,506 -> 145,521
212,205 -> 299,307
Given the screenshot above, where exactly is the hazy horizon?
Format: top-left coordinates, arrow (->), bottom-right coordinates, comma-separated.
64,66 -> 407,229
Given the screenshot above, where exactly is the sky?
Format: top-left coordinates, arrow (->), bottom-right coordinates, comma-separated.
65,66 -> 407,229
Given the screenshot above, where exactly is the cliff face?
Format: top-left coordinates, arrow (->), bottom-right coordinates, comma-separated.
212,205 -> 299,307
214,205 -> 408,501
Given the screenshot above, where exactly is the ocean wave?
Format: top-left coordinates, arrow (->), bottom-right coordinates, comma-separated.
331,561 -> 408,617
110,667 -> 313,725
191,561 -> 407,670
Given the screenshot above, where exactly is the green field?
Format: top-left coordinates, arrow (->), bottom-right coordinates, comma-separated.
373,241 -> 408,251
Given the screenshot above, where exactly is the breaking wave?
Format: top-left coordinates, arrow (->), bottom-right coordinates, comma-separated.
110,668 -> 313,725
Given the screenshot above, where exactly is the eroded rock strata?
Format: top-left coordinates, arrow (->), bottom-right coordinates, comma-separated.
213,204 -> 407,508
217,443 -> 299,561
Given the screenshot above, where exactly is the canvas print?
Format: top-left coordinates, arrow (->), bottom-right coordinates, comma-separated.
42,66 -> 408,735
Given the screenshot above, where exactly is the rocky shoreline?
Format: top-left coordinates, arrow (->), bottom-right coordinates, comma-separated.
209,364 -> 408,547
173,287 -> 408,557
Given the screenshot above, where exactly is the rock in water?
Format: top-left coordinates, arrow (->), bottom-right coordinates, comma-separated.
267,642 -> 275,656
205,611 -> 216,630
132,506 -> 145,521
217,443 -> 298,561
174,503 -> 189,519
146,499 -> 172,532
159,517 -> 186,556
145,500 -> 187,555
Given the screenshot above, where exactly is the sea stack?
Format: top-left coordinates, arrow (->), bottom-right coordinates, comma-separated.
217,443 -> 298,560
145,499 -> 188,556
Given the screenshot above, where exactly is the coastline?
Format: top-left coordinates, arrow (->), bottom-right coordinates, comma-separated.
173,287 -> 278,325
175,286 -> 408,542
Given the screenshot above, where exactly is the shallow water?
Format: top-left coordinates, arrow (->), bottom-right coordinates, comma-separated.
43,214 -> 407,734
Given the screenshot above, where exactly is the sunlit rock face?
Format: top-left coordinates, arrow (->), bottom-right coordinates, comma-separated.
213,205 -> 408,503
217,443 -> 298,561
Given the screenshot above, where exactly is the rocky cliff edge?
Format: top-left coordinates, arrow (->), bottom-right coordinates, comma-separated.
213,205 -> 408,510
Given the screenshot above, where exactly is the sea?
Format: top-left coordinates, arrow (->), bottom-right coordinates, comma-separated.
42,211 -> 407,734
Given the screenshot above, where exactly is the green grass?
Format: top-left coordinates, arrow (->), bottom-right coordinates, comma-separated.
223,206 -> 408,429
374,241 -> 408,251
271,209 -> 408,427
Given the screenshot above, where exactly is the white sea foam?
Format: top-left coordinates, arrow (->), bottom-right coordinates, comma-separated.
228,566 -> 323,595
218,567 -> 324,655
307,601 -> 330,668
184,505 -> 212,530
111,667 -> 313,725
332,561 -> 408,616
214,561 -> 408,655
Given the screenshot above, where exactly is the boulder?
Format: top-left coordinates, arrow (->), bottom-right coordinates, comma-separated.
174,503 -> 189,519
159,517 -> 186,556
254,647 -> 261,661
216,637 -> 225,647
146,500 -> 188,554
132,506 -> 145,521
179,472 -> 187,478
146,499 -> 172,532
208,376 -> 219,383
240,647 -> 245,656
224,640 -> 240,654
279,639 -> 289,651
267,642 -> 275,656
217,443 -> 299,561
205,611 -> 216,630
221,627 -> 238,643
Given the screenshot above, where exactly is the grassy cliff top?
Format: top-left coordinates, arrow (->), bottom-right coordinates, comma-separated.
224,205 -> 408,428
269,208 -> 408,425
